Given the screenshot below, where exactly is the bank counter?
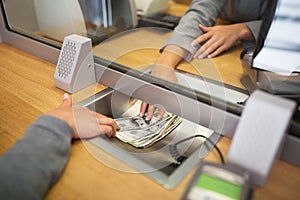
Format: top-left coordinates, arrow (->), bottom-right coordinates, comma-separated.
0,40 -> 300,200
1,2 -> 300,200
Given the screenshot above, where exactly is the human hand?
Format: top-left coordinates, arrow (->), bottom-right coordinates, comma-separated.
46,93 -> 120,139
140,64 -> 178,121
191,23 -> 254,59
151,63 -> 178,83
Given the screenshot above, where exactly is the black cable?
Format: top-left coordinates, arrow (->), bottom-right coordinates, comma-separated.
169,134 -> 225,164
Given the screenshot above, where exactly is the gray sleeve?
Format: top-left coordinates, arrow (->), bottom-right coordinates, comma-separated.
0,115 -> 73,200
244,20 -> 263,42
162,0 -> 227,61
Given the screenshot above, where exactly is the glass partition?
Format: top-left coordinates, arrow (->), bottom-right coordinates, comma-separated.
2,0 -> 136,44
0,0 -> 248,189
0,0 -> 247,117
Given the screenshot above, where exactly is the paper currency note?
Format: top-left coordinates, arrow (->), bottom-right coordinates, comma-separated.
116,112 -> 182,148
115,112 -> 171,131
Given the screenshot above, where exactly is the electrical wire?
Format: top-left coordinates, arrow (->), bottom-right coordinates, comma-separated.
169,134 -> 225,164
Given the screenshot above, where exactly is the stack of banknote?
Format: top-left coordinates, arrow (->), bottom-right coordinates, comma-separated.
115,112 -> 182,148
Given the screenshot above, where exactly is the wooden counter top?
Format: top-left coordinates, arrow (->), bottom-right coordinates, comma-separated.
0,41 -> 300,200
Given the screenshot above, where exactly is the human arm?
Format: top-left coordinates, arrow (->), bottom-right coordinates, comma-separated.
192,0 -> 267,58
0,115 -> 73,200
0,94 -> 119,199
140,0 -> 226,120
244,20 -> 263,42
47,93 -> 119,139
161,0 -> 227,63
165,0 -> 266,60
192,22 -> 255,59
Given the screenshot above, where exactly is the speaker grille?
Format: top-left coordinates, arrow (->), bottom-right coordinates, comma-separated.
57,41 -> 77,79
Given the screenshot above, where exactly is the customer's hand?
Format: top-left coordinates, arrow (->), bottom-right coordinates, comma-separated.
140,64 -> 178,121
46,94 -> 120,139
192,23 -> 254,59
139,46 -> 187,121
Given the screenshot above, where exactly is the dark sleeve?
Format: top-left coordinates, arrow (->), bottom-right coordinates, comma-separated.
0,115 -> 73,200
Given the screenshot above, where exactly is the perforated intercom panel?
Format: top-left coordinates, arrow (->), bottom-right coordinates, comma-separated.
54,34 -> 95,93
56,40 -> 79,82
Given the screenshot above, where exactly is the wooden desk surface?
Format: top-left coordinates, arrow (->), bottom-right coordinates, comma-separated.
1,39 -> 300,200
93,28 -> 245,90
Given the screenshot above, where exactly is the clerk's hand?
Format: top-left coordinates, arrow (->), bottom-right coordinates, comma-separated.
47,93 -> 120,139
140,64 -> 178,121
192,23 -> 254,59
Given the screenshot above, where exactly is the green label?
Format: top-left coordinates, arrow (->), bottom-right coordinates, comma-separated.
197,173 -> 241,199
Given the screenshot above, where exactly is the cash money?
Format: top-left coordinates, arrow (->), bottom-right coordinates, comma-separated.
116,111 -> 182,148
115,111 -> 171,131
